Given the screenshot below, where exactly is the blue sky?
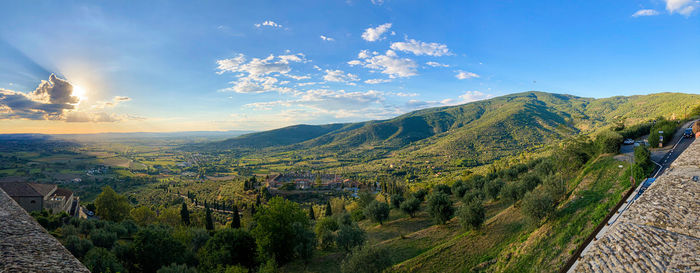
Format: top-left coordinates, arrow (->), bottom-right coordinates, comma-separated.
1,0 -> 699,133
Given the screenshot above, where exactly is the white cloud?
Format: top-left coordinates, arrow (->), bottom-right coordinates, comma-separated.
361,23 -> 392,42
348,50 -> 417,78
364,78 -> 392,84
245,89 -> 390,119
632,9 -> 660,17
458,91 -> 493,102
254,20 -> 283,28
426,61 -> 449,67
390,39 -> 452,56
323,69 -> 360,83
665,0 -> 699,15
64,111 -> 123,123
92,96 -> 131,109
358,50 -> 372,59
390,92 -> 418,97
455,70 -> 480,80
402,91 -> 493,112
320,35 -> 335,41
216,53 -> 307,93
297,82 -> 324,87
371,0 -> 385,5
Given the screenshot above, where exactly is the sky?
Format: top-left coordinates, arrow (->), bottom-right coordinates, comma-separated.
1,0 -> 699,134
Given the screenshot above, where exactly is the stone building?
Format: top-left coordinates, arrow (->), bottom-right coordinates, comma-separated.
0,182 -> 77,215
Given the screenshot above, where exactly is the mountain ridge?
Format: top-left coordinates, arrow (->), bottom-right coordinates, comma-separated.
200,91 -> 700,167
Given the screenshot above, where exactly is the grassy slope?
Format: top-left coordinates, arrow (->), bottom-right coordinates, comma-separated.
386,156 -> 632,273
279,156 -> 633,273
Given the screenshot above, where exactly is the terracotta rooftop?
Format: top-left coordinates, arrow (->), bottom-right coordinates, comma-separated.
574,140 -> 700,272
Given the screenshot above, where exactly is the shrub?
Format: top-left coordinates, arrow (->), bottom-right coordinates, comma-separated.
595,130 -> 624,154
199,228 -> 258,270
433,184 -> 452,195
390,194 -> 404,209
648,118 -> 678,147
157,263 -> 198,273
89,229 -> 118,249
521,190 -> 555,222
340,245 -> 392,273
427,192 -> 454,225
357,191 -> 375,209
484,178 -> 504,200
634,145 -> 653,172
543,176 -> 567,201
364,201 -> 390,225
400,197 -> 421,217
350,208 -> 366,222
315,217 -> 339,249
84,247 -> 125,273
501,182 -> 525,203
457,200 -> 485,230
412,189 -> 428,201
336,223 -> 366,251
521,174 -> 542,192
133,225 -> 189,272
463,189 -> 483,204
534,159 -> 555,176
64,235 -> 93,258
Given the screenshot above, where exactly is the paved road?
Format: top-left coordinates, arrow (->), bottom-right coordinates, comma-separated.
566,119 -> 696,273
650,120 -> 696,177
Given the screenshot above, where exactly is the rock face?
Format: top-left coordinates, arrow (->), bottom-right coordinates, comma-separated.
0,187 -> 90,273
574,139 -> 700,272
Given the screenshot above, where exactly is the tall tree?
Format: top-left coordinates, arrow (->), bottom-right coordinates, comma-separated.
180,202 -> 190,226
231,205 -> 241,229
94,186 -> 131,222
325,201 -> 333,217
205,206 -> 214,231
251,197 -> 312,265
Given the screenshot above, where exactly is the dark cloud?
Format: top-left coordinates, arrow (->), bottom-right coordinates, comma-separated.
0,74 -> 79,120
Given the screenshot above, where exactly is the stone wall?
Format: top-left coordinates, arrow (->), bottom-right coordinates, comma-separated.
0,187 -> 90,273
574,139 -> 700,272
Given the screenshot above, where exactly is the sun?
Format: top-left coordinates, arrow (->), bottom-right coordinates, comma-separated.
72,85 -> 88,103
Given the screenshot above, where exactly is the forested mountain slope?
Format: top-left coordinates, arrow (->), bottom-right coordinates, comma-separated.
202,91 -> 700,166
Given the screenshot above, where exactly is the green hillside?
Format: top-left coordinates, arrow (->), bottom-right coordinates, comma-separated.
202,91 -> 700,168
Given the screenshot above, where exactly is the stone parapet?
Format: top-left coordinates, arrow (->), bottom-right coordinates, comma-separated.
0,187 -> 90,273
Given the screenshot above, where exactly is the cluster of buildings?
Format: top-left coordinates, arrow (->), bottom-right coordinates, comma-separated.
0,182 -> 80,217
266,172 -> 359,191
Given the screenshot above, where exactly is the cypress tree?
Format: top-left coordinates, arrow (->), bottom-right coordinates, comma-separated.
325,201 -> 332,217
180,202 -> 190,226
205,207 -> 214,231
231,205 -> 241,229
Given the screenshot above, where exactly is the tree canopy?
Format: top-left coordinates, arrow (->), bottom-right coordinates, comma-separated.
95,186 -> 131,222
